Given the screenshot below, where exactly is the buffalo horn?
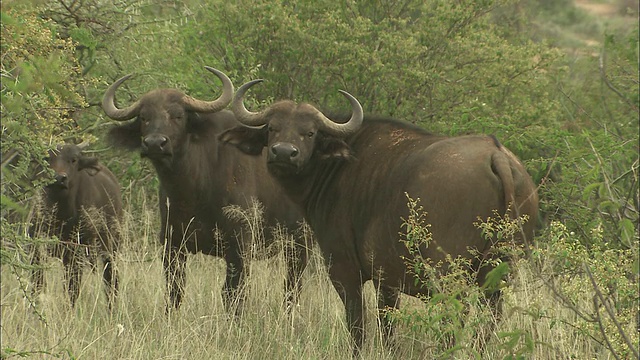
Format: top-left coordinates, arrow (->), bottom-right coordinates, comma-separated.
232,79 -> 268,126
102,67 -> 234,121
232,80 -> 364,136
102,74 -> 139,121
76,140 -> 91,150
182,66 -> 234,113
314,90 -> 363,137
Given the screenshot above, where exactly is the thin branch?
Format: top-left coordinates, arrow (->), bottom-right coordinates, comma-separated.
540,271 -> 597,324
585,263 -> 639,359
556,84 -> 626,142
599,48 -> 639,113
592,293 -> 622,360
1,149 -> 19,168
587,138 -> 622,224
8,259 -> 48,325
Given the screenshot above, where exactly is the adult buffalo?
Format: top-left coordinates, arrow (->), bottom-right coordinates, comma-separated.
103,67 -> 309,312
32,143 -> 122,309
220,79 -> 539,353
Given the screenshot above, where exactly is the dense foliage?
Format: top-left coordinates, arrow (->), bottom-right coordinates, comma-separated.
1,9 -> 88,270
1,0 -> 637,358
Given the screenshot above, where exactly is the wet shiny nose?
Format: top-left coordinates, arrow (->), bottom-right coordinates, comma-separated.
270,143 -> 299,161
55,173 -> 68,187
143,134 -> 169,152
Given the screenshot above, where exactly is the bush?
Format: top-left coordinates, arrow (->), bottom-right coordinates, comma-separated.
1,8 -> 87,269
533,222 -> 639,359
390,195 -> 534,358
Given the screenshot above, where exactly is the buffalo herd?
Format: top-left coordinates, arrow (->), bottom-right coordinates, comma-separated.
30,67 -> 538,354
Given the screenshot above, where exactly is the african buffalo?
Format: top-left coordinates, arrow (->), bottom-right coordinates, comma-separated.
220,79 -> 539,353
31,143 -> 122,309
103,67 -> 309,312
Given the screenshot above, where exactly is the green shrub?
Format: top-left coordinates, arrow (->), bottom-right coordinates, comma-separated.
1,8 -> 87,269
389,195 -> 535,358
533,221 -> 639,359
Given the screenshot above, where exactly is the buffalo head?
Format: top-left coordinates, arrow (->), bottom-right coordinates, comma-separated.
103,67 -> 233,161
220,79 -> 363,176
46,142 -> 98,190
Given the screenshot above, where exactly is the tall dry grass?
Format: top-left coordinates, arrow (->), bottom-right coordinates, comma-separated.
1,187 -> 633,359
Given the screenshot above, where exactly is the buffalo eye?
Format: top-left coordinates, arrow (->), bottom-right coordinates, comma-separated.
71,158 -> 78,164
307,131 -> 315,138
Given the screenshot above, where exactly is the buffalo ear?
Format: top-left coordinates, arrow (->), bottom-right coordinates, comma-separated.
317,136 -> 354,161
108,120 -> 142,150
78,157 -> 102,175
219,126 -> 267,156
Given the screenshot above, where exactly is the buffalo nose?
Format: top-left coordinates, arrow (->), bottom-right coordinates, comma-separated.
271,143 -> 299,160
143,134 -> 168,151
55,173 -> 68,185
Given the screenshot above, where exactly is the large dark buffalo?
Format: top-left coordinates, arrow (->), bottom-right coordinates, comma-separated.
32,143 -> 122,309
102,67 -> 309,312
220,79 -> 539,353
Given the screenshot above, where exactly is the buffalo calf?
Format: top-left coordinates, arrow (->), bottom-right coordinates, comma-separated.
31,143 -> 123,309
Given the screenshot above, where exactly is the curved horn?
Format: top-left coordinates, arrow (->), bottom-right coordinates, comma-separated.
314,90 -> 363,137
76,140 -> 91,150
232,79 -> 268,126
182,66 -> 234,113
102,74 -> 140,121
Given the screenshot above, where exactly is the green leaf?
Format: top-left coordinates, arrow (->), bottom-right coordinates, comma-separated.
617,218 -> 637,248
69,26 -> 98,50
0,194 -> 27,216
582,182 -> 601,201
597,200 -> 619,213
481,262 -> 510,292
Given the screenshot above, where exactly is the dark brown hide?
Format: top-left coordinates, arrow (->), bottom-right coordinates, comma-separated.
104,69 -> 309,312
222,84 -> 539,353
32,144 -> 123,309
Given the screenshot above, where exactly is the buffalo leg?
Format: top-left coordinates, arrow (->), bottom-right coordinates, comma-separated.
284,236 -> 309,311
476,259 -> 507,347
486,289 -> 504,322
222,242 -> 245,315
479,288 -> 503,349
329,262 -> 365,355
376,284 -> 400,348
62,251 -> 82,307
479,257 -> 506,325
163,246 -> 187,312
101,253 -> 118,311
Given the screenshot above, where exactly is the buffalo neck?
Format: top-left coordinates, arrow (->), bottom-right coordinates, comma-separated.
45,186 -> 78,221
150,137 -> 222,202
273,155 -> 346,226
273,119 -> 443,225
